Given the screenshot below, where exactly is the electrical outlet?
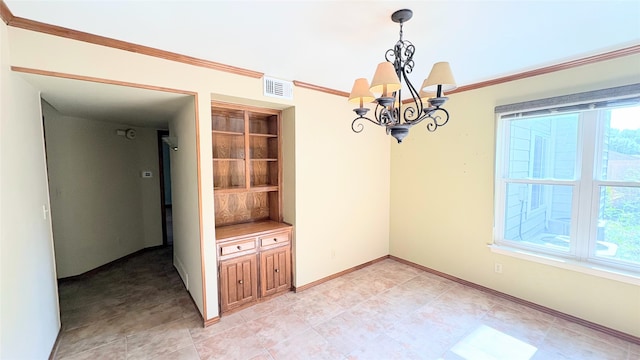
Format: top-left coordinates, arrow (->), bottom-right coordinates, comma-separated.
494,263 -> 503,273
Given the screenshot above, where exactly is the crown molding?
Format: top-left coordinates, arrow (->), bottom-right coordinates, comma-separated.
11,66 -> 197,95
0,0 -> 14,24
448,44 -> 640,94
293,80 -> 349,97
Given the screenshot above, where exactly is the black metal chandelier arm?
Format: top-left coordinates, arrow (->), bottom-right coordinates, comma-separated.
424,107 -> 450,132
401,42 -> 415,74
373,103 -> 397,126
397,71 -> 425,121
408,90 -> 425,117
385,40 -> 414,68
385,48 -> 396,64
351,115 -> 383,133
401,112 -> 427,128
402,106 -> 418,122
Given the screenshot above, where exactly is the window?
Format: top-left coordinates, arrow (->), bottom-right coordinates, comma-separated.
494,86 -> 640,274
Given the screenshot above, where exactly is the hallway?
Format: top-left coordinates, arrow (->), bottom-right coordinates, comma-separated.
55,247 -> 198,359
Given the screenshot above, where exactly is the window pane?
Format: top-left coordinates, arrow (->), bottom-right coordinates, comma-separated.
505,114 -> 578,180
599,105 -> 640,182
596,186 -> 640,266
530,184 -> 544,210
503,183 -> 573,253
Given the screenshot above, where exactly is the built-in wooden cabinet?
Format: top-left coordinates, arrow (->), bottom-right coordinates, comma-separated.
212,102 -> 292,315
216,221 -> 292,313
260,246 -> 291,297
219,254 -> 258,312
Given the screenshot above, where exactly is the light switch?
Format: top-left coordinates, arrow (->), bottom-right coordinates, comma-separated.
141,171 -> 153,178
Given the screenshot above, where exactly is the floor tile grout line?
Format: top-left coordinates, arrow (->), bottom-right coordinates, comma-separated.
57,337 -> 125,360
546,317 -> 633,353
539,316 -> 560,351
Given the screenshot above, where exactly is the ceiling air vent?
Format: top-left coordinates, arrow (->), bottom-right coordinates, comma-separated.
264,76 -> 293,100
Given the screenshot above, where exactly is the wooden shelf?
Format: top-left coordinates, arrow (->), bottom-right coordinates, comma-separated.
249,185 -> 279,192
215,220 -> 292,242
213,185 -> 278,194
212,102 -> 283,228
212,130 -> 244,136
213,186 -> 247,194
249,133 -> 278,138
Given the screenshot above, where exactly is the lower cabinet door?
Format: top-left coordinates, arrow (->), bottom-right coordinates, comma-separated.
219,254 -> 258,313
260,246 -> 291,297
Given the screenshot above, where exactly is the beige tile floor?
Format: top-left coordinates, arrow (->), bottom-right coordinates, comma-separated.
54,247 -> 639,360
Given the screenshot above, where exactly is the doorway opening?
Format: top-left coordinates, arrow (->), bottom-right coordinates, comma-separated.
158,130 -> 174,245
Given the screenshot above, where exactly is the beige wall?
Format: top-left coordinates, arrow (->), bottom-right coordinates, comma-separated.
0,20 -> 60,359
282,106 -> 297,275
42,102 -> 163,278
390,54 -> 640,336
7,26 -> 391,322
290,88 -> 390,285
169,98 -> 209,316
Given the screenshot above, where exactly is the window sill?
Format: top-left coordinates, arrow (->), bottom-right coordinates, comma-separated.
488,244 -> 640,286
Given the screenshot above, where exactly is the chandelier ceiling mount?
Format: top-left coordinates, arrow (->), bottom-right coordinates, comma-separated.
390,8 -> 413,23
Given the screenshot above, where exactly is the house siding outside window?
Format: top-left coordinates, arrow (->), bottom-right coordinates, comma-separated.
494,84 -> 640,274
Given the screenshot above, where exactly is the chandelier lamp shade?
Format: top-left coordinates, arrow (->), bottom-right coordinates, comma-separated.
348,9 -> 456,143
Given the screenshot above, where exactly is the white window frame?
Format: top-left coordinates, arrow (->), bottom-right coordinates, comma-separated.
492,84 -> 640,283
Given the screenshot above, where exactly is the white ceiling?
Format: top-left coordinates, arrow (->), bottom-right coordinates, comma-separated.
19,73 -> 193,128
5,0 -> 640,126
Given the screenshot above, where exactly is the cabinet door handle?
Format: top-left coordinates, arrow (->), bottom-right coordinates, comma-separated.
237,245 -> 242,250
238,279 -> 243,284
273,238 -> 278,242
274,268 -> 279,273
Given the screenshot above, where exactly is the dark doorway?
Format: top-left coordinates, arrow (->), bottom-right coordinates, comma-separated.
158,130 -> 173,245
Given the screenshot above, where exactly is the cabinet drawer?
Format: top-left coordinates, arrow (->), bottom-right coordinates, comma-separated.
220,239 -> 256,256
259,232 -> 289,248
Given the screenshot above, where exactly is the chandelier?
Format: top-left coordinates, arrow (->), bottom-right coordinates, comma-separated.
348,9 -> 456,143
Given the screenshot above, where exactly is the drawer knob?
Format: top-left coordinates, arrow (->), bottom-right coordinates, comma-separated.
238,279 -> 243,284
274,268 -> 279,273
237,245 -> 242,250
273,238 -> 278,242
